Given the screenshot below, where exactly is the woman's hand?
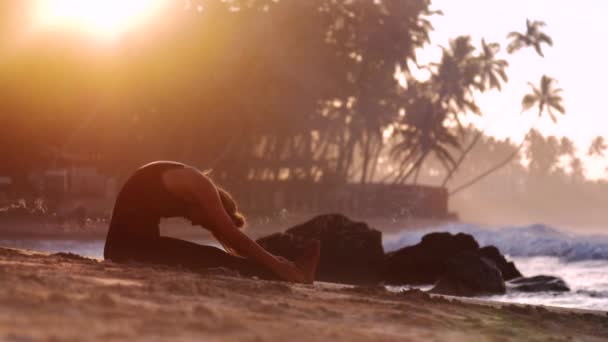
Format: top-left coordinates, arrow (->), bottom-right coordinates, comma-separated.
274,240 -> 321,284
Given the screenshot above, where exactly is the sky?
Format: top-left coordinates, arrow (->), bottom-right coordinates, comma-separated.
423,0 -> 608,179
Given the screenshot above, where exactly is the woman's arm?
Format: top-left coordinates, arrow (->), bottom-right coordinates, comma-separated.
162,167 -> 318,283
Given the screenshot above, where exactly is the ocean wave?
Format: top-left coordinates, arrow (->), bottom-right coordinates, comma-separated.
574,289 -> 608,298
383,223 -> 608,262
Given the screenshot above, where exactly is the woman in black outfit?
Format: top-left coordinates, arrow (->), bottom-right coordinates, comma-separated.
104,161 -> 319,283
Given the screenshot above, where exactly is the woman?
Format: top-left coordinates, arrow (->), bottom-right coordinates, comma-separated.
104,161 -> 319,283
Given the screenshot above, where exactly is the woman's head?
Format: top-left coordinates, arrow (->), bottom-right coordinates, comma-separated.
218,187 -> 246,228
215,187 -> 246,256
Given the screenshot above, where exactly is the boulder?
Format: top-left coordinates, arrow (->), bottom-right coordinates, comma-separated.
508,275 -> 570,292
430,252 -> 506,297
478,246 -> 522,281
256,214 -> 385,284
385,232 -> 479,284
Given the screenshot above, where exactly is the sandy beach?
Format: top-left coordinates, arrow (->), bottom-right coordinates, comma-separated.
1,246 -> 607,341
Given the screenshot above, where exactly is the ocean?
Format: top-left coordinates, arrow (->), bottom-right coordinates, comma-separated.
384,223 -> 608,311
2,223 -> 608,311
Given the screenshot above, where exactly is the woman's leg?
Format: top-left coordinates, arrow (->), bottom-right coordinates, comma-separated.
150,237 -> 279,280
105,227 -> 278,279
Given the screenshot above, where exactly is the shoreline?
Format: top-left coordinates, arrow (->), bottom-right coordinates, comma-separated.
0,215 -> 455,241
1,246 -> 607,341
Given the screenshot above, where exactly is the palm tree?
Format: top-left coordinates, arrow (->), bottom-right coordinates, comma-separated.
476,39 -> 509,91
521,75 -> 565,121
588,136 -> 607,157
569,157 -> 585,181
434,35 -> 481,122
559,136 -> 576,156
507,19 -> 554,57
526,131 -> 562,177
440,39 -> 509,186
389,94 -> 460,184
450,75 -> 565,195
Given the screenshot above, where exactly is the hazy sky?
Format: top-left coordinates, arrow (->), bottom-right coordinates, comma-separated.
424,0 -> 607,179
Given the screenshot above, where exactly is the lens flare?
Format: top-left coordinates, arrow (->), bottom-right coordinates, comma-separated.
33,0 -> 167,40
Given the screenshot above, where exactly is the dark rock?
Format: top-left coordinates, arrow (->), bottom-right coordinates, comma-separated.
256,214 -> 385,284
508,275 -> 570,292
401,288 -> 432,301
430,252 -> 506,297
478,246 -> 522,281
385,232 -> 479,284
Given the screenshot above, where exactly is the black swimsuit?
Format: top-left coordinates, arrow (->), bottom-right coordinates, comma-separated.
103,161 -> 275,279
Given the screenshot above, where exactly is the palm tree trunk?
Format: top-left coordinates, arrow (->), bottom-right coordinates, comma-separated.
380,156 -> 408,183
440,108 -> 514,187
368,140 -> 384,183
394,151 -> 428,185
344,139 -> 356,181
305,132 -> 314,181
413,163 -> 422,185
359,134 -> 373,184
449,129 -> 531,196
336,131 -> 351,181
440,127 -> 486,186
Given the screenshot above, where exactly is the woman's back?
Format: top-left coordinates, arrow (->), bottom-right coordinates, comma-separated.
104,161 -> 189,257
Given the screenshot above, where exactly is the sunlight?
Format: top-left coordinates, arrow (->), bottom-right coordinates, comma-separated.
33,0 -> 167,40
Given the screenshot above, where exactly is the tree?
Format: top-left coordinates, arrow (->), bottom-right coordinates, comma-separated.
1,0 -> 569,199
2,0 -> 441,187
526,130 -> 561,177
588,136 -> 607,158
449,75 -> 565,195
476,39 -> 509,91
324,0 -> 438,184
506,19 -> 553,57
570,157 -> 586,182
389,83 -> 460,184
432,35 -> 481,129
521,75 -> 565,121
559,136 -> 576,156
439,38 -> 509,186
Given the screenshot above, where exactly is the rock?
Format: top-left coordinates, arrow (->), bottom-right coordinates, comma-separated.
384,232 -> 479,284
478,246 -> 522,281
401,288 -> 432,301
508,275 -> 570,292
256,214 -> 385,284
430,252 -> 506,297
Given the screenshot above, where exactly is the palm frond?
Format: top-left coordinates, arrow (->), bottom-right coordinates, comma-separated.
547,108 -> 557,123
533,44 -> 545,57
498,69 -> 508,83
506,40 -> 523,54
521,94 -> 537,112
538,33 -> 553,46
540,75 -> 554,93
550,102 -> 565,114
506,31 -> 525,40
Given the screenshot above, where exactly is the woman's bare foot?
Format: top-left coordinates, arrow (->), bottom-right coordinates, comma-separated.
294,240 -> 321,284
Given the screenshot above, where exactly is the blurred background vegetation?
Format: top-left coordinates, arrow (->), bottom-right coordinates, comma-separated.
0,0 -> 606,227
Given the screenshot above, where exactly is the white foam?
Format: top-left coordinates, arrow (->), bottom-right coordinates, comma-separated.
384,223 -> 608,262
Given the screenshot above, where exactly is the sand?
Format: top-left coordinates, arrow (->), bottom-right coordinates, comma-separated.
1,247 -> 607,341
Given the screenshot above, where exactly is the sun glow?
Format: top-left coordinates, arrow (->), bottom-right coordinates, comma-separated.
33,0 -> 167,40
